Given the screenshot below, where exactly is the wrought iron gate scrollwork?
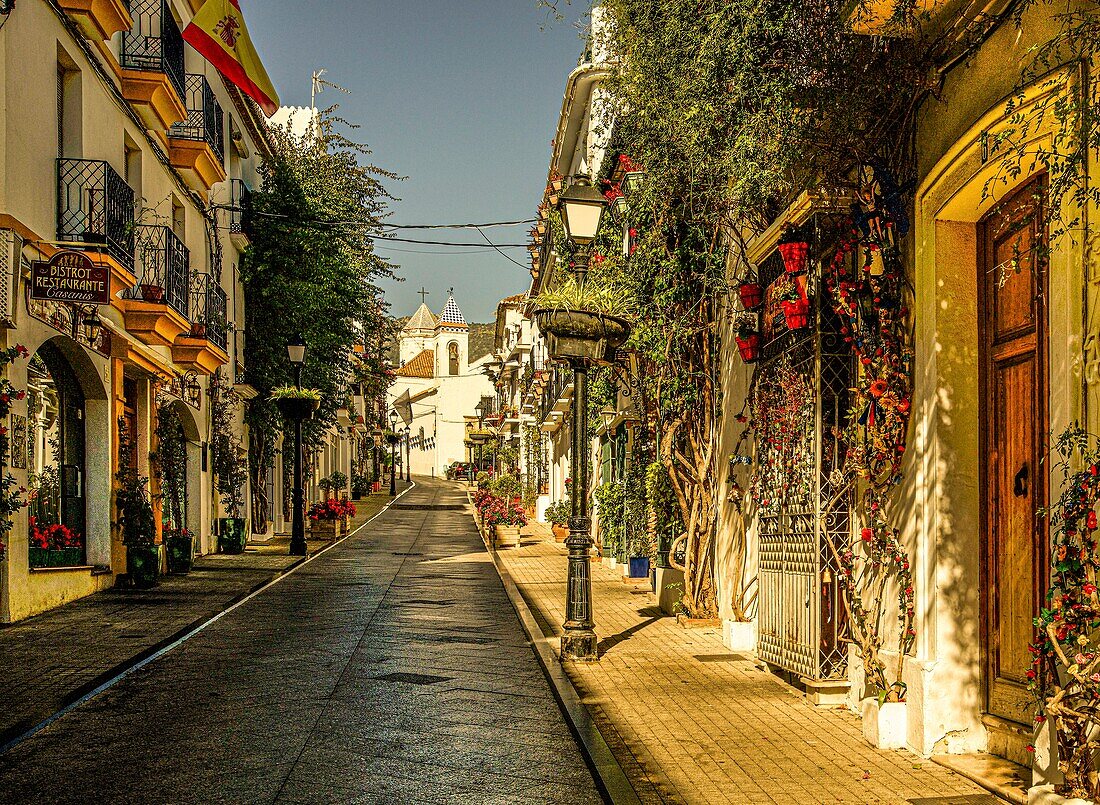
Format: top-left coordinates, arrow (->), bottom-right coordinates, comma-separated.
750,220 -> 851,682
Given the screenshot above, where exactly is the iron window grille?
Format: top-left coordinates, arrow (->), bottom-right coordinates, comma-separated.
189,273 -> 228,351
121,0 -> 185,102
130,225 -> 190,319
169,74 -> 225,161
57,159 -> 135,271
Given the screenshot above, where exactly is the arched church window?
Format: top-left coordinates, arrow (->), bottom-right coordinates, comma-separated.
27,344 -> 86,568
448,342 -> 459,376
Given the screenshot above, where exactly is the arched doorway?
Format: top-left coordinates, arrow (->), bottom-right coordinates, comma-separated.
27,343 -> 86,566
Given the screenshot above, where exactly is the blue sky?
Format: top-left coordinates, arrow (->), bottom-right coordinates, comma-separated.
246,1 -> 589,323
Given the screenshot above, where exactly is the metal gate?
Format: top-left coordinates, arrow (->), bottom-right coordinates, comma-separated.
754,222 -> 851,682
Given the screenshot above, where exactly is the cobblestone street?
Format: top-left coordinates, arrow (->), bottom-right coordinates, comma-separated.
0,480 -> 600,804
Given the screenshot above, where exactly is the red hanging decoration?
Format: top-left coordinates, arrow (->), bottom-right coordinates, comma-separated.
738,282 -> 764,311
778,240 -> 809,276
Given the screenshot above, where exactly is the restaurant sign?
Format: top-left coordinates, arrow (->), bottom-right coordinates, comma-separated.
31,250 -> 110,305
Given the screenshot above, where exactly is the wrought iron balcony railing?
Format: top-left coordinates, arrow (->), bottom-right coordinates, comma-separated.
121,0 -> 185,101
189,273 -> 228,351
169,74 -> 224,161
131,225 -> 190,318
229,178 -> 252,238
57,158 -> 135,271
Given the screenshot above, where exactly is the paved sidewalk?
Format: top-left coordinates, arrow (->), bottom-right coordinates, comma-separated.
494,535 -> 991,804
0,478 -> 600,804
0,487 -> 401,749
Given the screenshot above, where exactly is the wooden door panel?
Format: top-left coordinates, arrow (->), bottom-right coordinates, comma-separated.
980,175 -> 1047,728
991,355 -> 1037,686
991,220 -> 1037,342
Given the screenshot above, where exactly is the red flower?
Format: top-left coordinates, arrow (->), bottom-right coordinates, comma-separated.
861,527 -> 874,542
869,379 -> 889,398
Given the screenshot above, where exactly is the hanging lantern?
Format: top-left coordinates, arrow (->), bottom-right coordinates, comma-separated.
778,240 -> 810,276
738,282 -> 764,311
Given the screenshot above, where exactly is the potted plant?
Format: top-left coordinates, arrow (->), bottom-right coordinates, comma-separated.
308,498 -> 347,539
140,284 -> 165,303
328,471 -> 349,499
545,498 -> 571,542
533,276 -> 633,364
116,418 -> 158,589
734,313 -> 761,363
271,386 -> 322,422
351,472 -> 370,500
164,526 -> 194,574
481,493 -> 527,548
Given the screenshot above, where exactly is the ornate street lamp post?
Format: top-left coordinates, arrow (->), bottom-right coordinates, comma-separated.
388,408 -> 399,496
403,425 -> 411,482
283,334 -> 309,556
535,175 -> 629,661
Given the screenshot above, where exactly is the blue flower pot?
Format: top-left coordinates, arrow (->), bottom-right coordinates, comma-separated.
628,556 -> 650,579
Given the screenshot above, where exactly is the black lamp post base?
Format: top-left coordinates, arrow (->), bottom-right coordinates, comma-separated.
560,629 -> 598,661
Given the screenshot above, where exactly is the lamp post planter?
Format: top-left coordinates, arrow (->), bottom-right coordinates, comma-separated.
532,309 -> 632,364
273,395 -> 320,423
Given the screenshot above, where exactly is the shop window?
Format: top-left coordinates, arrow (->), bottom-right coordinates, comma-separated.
28,344 -> 86,567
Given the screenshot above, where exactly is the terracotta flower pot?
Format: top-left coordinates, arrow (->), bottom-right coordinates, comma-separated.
738,283 -> 763,311
782,299 -> 811,331
778,241 -> 809,276
551,524 -> 569,542
735,333 -> 761,363
140,284 -> 165,303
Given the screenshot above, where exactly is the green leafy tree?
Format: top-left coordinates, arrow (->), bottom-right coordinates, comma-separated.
242,113 -> 397,532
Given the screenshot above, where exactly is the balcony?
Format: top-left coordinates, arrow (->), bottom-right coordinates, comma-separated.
57,158 -> 136,293
168,74 -> 226,192
171,274 -> 228,374
122,225 -> 190,346
119,0 -> 186,130
228,179 -> 253,249
58,0 -> 133,40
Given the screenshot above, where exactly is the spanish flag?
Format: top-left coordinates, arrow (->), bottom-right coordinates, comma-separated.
183,0 -> 279,116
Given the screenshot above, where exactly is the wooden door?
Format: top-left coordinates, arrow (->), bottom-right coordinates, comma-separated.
979,177 -> 1048,726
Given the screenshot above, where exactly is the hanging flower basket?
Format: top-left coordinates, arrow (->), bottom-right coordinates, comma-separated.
533,309 -> 631,364
738,283 -> 764,311
735,333 -> 761,363
782,299 -> 811,331
778,241 -> 810,276
273,396 -> 319,422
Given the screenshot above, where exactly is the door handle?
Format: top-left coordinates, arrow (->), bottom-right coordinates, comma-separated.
1014,463 -> 1029,498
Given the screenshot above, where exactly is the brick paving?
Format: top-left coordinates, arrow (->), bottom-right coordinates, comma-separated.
494,527 -> 992,804
0,478 -> 600,804
0,487 -> 401,749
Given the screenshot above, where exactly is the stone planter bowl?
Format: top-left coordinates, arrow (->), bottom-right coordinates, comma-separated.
533,309 -> 631,364
274,396 -> 320,422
